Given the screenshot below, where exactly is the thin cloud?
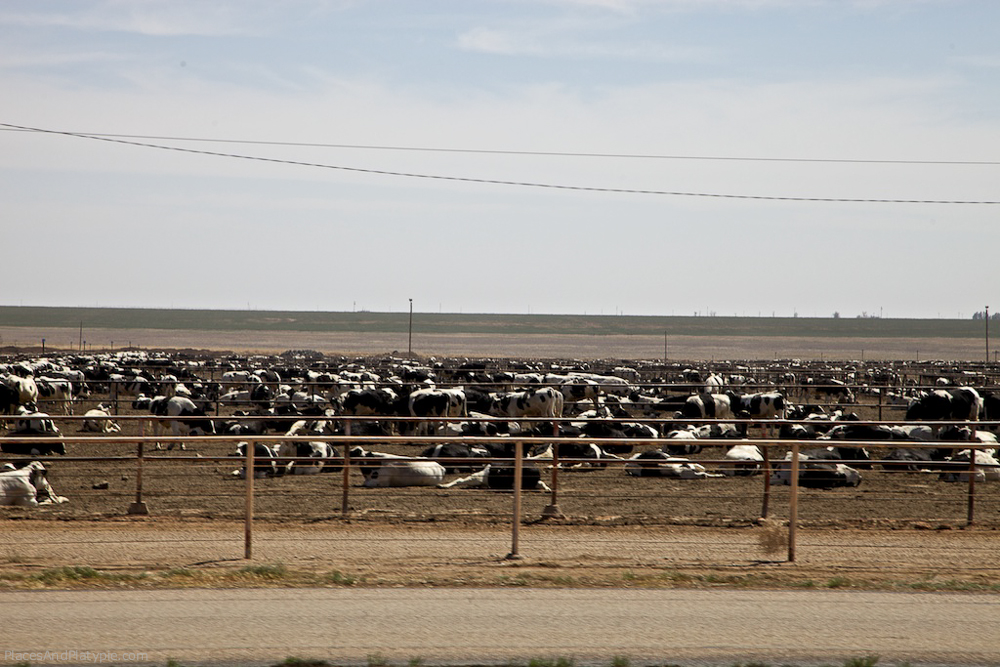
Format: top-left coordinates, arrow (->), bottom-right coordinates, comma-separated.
0,2 -> 257,37
457,26 -> 714,62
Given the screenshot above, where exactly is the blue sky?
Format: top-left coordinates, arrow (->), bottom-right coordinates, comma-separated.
2,1 -> 998,319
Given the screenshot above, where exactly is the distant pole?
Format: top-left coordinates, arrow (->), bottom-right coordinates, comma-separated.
663,331 -> 667,364
408,298 -> 413,358
79,321 -> 83,352
986,306 -> 990,363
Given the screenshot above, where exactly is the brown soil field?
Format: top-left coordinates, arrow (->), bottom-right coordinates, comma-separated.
0,325 -> 988,360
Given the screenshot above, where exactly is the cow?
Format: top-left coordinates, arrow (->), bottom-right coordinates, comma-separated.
939,449 -> 1000,483
339,387 -> 399,416
770,453 -> 862,489
419,442 -> 491,473
490,387 -> 565,427
719,444 -> 764,476
274,440 -> 339,475
804,378 -> 855,405
230,441 -> 279,479
527,442 -> 622,469
149,395 -> 216,450
624,451 -> 720,479
79,404 -> 121,433
558,377 -> 602,413
437,463 -> 552,491
349,448 -> 446,487
905,387 -> 983,424
0,382 -> 20,416
1,374 -> 38,407
0,461 -> 67,506
406,387 -> 467,435
730,391 -> 786,420
36,377 -> 75,415
680,393 -> 734,420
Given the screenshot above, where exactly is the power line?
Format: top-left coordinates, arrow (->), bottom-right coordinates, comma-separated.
3,121 -> 999,204
3,124 -> 998,166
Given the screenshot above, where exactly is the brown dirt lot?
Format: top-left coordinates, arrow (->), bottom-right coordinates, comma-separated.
2,328 -> 999,591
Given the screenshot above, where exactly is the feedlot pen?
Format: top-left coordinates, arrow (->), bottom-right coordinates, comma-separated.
3,364 -> 1000,574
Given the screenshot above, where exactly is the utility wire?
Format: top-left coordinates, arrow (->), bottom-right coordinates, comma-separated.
3,121 -> 998,204
3,125 -> 998,165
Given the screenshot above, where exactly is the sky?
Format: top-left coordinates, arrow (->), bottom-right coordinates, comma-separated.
2,0 -> 999,320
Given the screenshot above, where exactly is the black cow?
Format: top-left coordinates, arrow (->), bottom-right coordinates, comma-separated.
419,442 -> 490,473
905,387 -> 982,423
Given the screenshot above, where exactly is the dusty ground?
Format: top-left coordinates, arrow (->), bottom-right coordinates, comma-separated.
2,328 -> 999,591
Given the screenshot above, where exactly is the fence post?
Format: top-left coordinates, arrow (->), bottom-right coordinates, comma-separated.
967,444 -> 977,527
542,420 -> 564,519
244,437 -> 255,560
342,420 -> 352,515
127,426 -> 149,515
788,443 -> 800,562
760,443 -> 771,518
506,439 -> 524,559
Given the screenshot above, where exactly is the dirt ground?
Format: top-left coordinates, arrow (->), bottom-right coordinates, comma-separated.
2,329 -> 999,591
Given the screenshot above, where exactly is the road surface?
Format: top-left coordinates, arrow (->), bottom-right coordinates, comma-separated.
4,587 -> 998,666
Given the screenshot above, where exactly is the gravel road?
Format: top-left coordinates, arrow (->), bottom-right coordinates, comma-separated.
5,587 -> 999,667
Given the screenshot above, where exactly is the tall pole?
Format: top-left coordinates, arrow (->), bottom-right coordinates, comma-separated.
986,306 -> 990,364
408,298 -> 413,358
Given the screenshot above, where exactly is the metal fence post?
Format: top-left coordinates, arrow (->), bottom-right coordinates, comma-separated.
788,443 -> 800,562
967,444 -> 977,527
244,437 -> 255,560
542,420 -> 564,519
507,439 -> 524,559
760,444 -> 771,519
127,427 -> 149,515
342,420 -> 352,515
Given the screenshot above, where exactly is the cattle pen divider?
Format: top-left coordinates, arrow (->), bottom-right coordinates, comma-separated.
4,415 -> 999,564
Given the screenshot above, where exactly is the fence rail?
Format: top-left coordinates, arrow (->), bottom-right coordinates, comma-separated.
3,420 -> 998,563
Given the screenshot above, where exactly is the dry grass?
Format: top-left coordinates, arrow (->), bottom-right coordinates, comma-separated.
757,519 -> 789,556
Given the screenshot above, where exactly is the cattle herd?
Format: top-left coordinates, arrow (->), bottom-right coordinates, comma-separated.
1,349 -> 999,521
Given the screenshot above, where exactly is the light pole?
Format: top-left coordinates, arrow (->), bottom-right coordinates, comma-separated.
408,298 -> 413,358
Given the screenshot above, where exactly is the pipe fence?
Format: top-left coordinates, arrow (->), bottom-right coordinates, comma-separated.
3,414 -> 999,564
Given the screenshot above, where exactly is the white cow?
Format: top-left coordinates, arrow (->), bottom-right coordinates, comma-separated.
80,404 -> 121,433
0,462 -> 68,507
351,448 -> 445,487
624,451 -> 721,479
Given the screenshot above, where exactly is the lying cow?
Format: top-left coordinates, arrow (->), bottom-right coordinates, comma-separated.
718,444 -> 764,477
350,447 -> 446,487
437,463 -> 552,491
230,442 -> 280,479
0,461 -> 68,507
770,453 -> 862,489
79,404 -> 121,433
624,451 -> 720,479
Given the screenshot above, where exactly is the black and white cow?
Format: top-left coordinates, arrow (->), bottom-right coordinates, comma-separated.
490,387 -> 564,425
79,404 -> 121,433
1,374 -> 38,407
905,387 -> 983,424
36,377 -> 75,415
0,461 -> 67,506
274,440 -> 339,475
623,451 -> 720,478
527,441 -> 622,469
230,441 -> 279,479
149,395 -> 216,450
406,387 -> 467,435
349,447 -> 446,487
681,393 -> 734,420
770,453 -> 862,489
419,442 -> 491,473
437,463 -> 552,491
